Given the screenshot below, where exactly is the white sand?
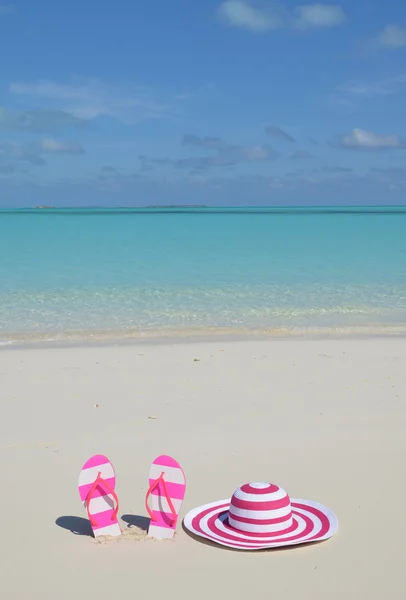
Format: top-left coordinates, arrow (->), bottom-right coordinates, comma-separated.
1,338 -> 405,599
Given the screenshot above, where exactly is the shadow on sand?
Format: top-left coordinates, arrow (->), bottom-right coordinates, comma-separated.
121,514 -> 150,532
55,516 -> 94,537
56,514 -> 151,536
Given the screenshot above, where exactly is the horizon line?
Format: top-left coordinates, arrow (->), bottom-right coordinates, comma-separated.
1,204 -> 406,210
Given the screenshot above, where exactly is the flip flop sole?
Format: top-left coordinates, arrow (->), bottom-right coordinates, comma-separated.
147,455 -> 186,539
78,454 -> 121,538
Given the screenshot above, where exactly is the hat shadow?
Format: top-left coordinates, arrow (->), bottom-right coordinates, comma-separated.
181,522 -> 326,553
121,514 -> 150,532
55,516 -> 94,537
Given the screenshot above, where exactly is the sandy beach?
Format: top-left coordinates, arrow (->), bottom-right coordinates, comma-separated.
1,338 -> 405,599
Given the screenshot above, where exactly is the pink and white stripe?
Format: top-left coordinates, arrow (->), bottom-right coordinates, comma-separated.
78,454 -> 121,538
146,455 -> 186,540
228,483 -> 293,534
183,481 -> 338,550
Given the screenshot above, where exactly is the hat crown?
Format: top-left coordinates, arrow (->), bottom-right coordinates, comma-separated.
228,482 -> 293,534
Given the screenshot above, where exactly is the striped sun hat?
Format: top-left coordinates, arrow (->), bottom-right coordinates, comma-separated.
183,482 -> 338,550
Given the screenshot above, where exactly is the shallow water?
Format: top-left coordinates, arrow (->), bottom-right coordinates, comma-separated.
1,207 -> 405,342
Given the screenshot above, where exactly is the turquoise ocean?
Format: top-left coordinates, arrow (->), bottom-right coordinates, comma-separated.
1,207 -> 406,344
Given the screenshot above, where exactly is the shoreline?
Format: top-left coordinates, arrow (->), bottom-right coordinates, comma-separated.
2,323 -> 406,350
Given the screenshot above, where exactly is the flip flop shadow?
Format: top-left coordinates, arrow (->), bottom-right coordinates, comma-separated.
121,514 -> 150,532
56,516 -> 94,537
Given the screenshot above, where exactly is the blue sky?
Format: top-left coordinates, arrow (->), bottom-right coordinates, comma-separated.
0,0 -> 406,206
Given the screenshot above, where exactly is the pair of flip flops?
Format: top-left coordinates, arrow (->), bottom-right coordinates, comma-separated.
78,454 -> 186,539
78,454 -> 339,551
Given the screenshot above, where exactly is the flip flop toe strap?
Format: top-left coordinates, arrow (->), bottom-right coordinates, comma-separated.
85,472 -> 119,528
145,472 -> 177,525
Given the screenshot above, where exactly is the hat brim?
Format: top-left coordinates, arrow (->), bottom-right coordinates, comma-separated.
183,497 -> 338,550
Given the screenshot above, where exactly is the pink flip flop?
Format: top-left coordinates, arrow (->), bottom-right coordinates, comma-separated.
78,454 -> 121,538
145,455 -> 186,539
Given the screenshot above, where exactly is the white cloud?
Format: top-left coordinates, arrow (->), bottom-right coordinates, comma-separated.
378,25 -> 406,48
9,78 -> 172,123
330,74 -> 406,112
0,137 -> 85,173
0,142 -> 45,166
0,105 -> 85,133
217,1 -> 346,32
337,74 -> 406,98
39,138 -> 84,154
217,0 -> 282,32
294,4 -> 345,29
339,128 -> 405,150
144,133 -> 278,169
243,144 -> 273,160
